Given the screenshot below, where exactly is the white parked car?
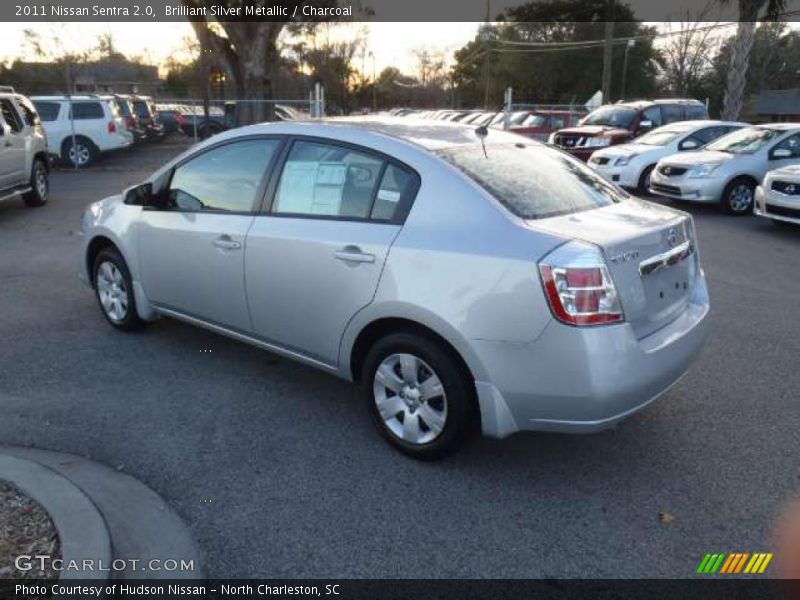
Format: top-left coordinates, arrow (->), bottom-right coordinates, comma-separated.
31,95 -> 133,168
755,164 -> 800,226
649,124 -> 800,215
588,121 -> 745,194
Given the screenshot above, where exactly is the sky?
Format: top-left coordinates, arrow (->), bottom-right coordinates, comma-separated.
0,22 -> 480,76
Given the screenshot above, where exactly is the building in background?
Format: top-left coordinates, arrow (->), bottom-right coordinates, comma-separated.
752,89 -> 800,123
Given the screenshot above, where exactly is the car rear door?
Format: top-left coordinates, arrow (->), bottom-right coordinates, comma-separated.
0,98 -> 27,188
244,138 -> 419,367
137,136 -> 283,331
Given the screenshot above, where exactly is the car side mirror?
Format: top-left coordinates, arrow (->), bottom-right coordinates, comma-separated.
639,120 -> 653,132
0,123 -> 5,136
771,148 -> 792,160
680,139 -> 699,151
124,182 -> 155,206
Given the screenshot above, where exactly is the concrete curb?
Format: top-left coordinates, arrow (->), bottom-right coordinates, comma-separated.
0,454 -> 111,581
1,446 -> 204,580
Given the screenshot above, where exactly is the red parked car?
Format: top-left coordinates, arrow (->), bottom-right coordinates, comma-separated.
509,110 -> 585,141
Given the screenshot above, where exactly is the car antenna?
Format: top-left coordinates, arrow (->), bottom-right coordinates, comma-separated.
475,105 -> 505,158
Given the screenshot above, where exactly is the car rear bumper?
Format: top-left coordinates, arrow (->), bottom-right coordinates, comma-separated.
473,275 -> 710,438
755,185 -> 800,224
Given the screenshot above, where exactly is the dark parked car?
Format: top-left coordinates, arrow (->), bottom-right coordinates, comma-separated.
155,104 -> 188,135
550,99 -> 709,161
111,95 -> 145,142
131,96 -> 166,142
510,110 -> 585,141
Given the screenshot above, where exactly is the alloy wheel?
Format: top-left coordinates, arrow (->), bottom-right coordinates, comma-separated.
96,261 -> 128,322
34,163 -> 48,200
728,184 -> 753,213
373,353 -> 448,445
69,143 -> 91,167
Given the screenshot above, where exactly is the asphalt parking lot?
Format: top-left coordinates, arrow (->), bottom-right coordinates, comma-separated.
1,138 -> 798,579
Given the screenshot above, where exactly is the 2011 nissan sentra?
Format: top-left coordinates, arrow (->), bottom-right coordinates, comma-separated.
79,117 -> 710,459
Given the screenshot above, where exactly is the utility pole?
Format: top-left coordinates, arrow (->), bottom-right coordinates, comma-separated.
601,0 -> 614,104
620,39 -> 634,101
481,0 -> 491,109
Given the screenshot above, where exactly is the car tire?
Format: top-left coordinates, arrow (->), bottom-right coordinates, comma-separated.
23,159 -> 49,207
62,137 -> 97,169
93,247 -> 146,331
361,332 -> 476,460
722,177 -> 755,215
637,165 -> 655,197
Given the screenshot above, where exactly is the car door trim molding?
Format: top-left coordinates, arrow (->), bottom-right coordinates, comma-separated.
153,304 -> 339,373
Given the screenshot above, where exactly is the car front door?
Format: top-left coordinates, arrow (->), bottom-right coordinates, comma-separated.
0,98 -> 27,188
137,137 -> 283,331
244,138 -> 419,367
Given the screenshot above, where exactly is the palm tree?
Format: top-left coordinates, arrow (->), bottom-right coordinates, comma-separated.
720,0 -> 786,120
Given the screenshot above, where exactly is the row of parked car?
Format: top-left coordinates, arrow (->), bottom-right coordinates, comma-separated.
394,98 -> 800,225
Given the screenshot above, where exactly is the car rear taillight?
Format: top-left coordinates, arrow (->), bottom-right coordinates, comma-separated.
125,116 -> 135,129
539,241 -> 623,326
108,121 -> 116,133
174,111 -> 186,126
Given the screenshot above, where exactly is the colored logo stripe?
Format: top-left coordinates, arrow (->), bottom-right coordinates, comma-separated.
697,552 -> 773,575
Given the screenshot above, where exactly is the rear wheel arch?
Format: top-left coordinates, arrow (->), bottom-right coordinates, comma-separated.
350,318 -> 477,395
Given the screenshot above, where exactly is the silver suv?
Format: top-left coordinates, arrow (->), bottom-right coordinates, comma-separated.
0,86 -> 49,207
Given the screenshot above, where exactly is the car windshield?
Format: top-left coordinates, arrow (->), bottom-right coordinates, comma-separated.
636,124 -> 693,146
705,127 -> 783,154
580,107 -> 637,128
436,143 -> 626,220
521,114 -> 547,127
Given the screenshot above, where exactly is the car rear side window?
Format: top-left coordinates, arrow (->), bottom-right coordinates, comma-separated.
0,99 -> 23,132
70,102 -> 104,120
33,101 -> 60,121
272,140 -> 384,219
437,143 -> 626,220
371,164 -> 413,221
167,138 -> 281,213
685,104 -> 708,119
662,105 -> 684,124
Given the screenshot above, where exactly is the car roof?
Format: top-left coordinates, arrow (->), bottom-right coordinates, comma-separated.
30,95 -> 111,101
613,99 -> 704,109
224,116 -> 529,151
754,122 -> 800,131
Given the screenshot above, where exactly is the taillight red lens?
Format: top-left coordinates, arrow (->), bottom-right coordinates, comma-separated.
107,121 -> 116,133
539,242 -> 624,327
126,116 -> 135,128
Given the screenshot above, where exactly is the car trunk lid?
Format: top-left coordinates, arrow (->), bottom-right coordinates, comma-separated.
528,199 -> 699,338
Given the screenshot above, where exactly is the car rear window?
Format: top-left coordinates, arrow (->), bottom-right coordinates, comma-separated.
70,102 -> 104,120
33,101 -> 60,121
436,143 -> 626,220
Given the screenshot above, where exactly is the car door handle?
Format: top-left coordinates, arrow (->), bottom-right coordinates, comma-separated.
334,247 -> 375,264
212,236 -> 242,250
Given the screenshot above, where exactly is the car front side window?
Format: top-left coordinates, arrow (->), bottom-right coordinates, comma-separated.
772,133 -> 800,159
0,99 -> 23,133
166,138 -> 280,213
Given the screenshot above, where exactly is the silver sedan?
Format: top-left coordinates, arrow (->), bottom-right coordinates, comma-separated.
649,123 -> 800,215
80,117 -> 710,458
